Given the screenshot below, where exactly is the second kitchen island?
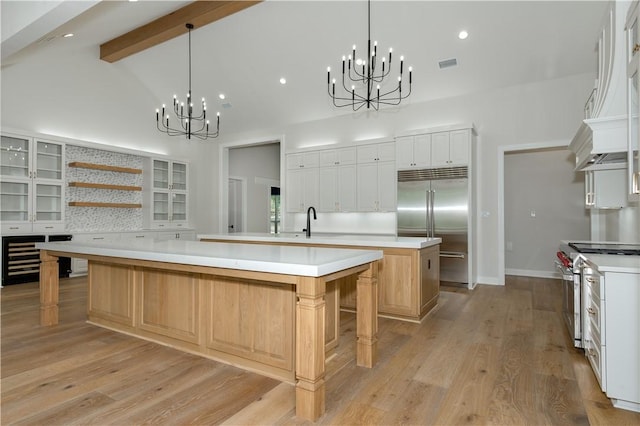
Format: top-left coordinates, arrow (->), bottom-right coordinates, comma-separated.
199,233 -> 441,322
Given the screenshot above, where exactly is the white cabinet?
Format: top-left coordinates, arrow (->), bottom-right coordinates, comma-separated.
626,2 -> 640,201
356,142 -> 395,164
584,168 -> 628,209
148,159 -> 189,229
1,134 -> 65,234
286,151 -> 320,169
318,147 -> 357,212
154,230 -> 196,241
356,141 -> 396,211
70,232 -> 121,276
286,166 -> 319,213
431,130 -> 470,167
357,160 -> 396,212
583,261 -> 640,412
396,134 -> 431,169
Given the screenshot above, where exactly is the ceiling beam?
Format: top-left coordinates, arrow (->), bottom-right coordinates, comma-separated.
100,0 -> 262,63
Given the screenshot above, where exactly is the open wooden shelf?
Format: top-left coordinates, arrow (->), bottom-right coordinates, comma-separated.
68,202 -> 142,208
68,162 -> 142,174
68,182 -> 142,191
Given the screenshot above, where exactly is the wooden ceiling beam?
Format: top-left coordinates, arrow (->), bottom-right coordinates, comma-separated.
100,0 -> 262,63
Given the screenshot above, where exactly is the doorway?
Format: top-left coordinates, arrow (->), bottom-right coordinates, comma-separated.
228,177 -> 245,233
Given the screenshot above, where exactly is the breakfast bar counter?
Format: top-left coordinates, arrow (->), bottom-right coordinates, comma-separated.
36,239 -> 382,421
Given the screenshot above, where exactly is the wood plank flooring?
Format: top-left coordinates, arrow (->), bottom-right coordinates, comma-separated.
2,276 -> 639,425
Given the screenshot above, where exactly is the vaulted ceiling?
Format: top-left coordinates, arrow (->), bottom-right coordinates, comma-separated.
1,1 -> 610,139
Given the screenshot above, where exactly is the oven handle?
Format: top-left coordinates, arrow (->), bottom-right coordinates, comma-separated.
554,260 -> 574,280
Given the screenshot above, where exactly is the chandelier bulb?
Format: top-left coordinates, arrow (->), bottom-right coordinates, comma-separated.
217,112 -> 220,117
332,78 -> 336,84
156,108 -> 159,113
352,44 -> 356,50
327,66 -> 331,72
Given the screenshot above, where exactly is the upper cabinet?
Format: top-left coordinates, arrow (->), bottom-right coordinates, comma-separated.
286,152 -> 320,169
396,134 -> 431,169
397,128 -> 473,170
626,1 -> 640,201
318,147 -> 357,212
285,152 -> 319,213
1,133 -> 65,234
356,142 -> 395,164
145,159 -> 189,228
356,142 -> 396,212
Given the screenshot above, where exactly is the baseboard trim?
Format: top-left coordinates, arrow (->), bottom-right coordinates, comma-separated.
505,269 -> 559,279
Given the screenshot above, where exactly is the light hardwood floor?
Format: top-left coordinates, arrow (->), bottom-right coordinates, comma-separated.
2,276 -> 640,425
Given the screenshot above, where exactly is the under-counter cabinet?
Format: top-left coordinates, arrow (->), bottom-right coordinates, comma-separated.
1,133 -> 65,234
582,260 -> 640,412
145,159 -> 189,228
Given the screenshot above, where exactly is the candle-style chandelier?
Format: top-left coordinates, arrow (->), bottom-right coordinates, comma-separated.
327,0 -> 413,111
156,23 -> 220,140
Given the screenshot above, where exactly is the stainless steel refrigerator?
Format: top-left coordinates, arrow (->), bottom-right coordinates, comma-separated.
397,167 -> 469,284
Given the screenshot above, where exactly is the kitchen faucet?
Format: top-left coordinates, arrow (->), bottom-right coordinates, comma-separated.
304,206 -> 317,238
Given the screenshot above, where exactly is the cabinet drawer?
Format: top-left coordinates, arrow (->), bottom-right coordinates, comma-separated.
584,274 -> 603,300
1,223 -> 31,234
586,297 -> 604,345
32,222 -> 64,233
586,332 -> 606,392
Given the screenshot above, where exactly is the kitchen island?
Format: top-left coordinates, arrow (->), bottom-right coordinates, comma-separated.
36,239 -> 382,421
198,233 -> 441,322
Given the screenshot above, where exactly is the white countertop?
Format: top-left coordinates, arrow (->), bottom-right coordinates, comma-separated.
36,239 -> 382,277
197,232 -> 441,249
581,254 -> 640,274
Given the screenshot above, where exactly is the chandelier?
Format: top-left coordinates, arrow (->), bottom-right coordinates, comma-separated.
156,23 -> 220,140
326,0 -> 413,111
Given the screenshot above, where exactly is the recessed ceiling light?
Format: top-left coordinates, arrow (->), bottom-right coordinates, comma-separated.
458,30 -> 468,40
219,94 -> 226,100
279,77 -> 287,85
62,33 -> 74,38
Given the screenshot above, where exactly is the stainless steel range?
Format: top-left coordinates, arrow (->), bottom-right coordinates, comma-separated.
557,241 -> 640,348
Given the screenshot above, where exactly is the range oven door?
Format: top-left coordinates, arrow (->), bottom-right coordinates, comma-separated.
556,260 -> 582,348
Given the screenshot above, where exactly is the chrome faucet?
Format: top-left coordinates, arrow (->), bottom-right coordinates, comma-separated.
304,206 -> 317,238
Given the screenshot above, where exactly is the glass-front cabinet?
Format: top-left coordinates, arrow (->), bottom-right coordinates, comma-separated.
1,134 -> 64,234
149,159 -> 188,228
627,2 -> 640,201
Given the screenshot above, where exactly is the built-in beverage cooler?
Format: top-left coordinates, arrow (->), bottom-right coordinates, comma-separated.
2,234 -> 72,285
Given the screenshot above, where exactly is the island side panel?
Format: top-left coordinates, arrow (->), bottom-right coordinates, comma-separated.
39,250 -> 60,326
356,261 -> 378,368
295,276 -> 326,421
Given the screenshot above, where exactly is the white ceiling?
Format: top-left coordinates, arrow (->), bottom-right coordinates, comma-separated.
1,0 -> 610,138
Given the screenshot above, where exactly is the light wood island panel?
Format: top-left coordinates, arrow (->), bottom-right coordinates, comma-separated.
201,239 -> 440,322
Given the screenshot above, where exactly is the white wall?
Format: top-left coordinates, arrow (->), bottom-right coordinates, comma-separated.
504,148 -> 590,277
228,143 -> 280,233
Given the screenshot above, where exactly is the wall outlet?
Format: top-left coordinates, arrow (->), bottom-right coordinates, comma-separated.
530,210 -> 536,217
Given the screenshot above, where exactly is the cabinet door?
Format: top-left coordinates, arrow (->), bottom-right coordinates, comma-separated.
337,147 -> 357,165
356,163 -> 378,211
357,144 -> 379,164
593,168 -> 627,208
171,161 -> 187,191
318,167 -> 338,212
171,192 -> 187,222
377,162 -> 396,212
35,140 -> 63,180
286,153 -> 303,169
1,135 -> 31,178
431,132 -> 451,166
34,182 -> 62,222
302,167 -> 320,209
319,150 -> 338,167
0,180 -> 30,222
153,160 -> 170,189
338,165 -> 357,211
413,134 -> 432,167
153,191 -> 170,221
377,142 -> 396,162
286,169 -> 304,212
449,130 -> 469,166
396,136 -> 415,169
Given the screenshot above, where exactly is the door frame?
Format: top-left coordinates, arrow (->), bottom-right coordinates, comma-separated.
218,135 -> 285,233
228,176 -> 247,233
497,139 -> 569,286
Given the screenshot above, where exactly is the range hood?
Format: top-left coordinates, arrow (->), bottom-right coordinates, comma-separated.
569,115 -> 628,170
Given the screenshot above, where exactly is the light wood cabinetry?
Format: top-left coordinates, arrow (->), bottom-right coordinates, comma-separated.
1,133 -> 65,234
582,264 -> 640,412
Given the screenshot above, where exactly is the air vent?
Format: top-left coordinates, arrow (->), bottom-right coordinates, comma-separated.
398,166 -> 468,182
438,58 -> 458,69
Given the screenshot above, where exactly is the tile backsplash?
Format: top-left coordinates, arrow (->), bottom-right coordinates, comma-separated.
65,145 -> 144,232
